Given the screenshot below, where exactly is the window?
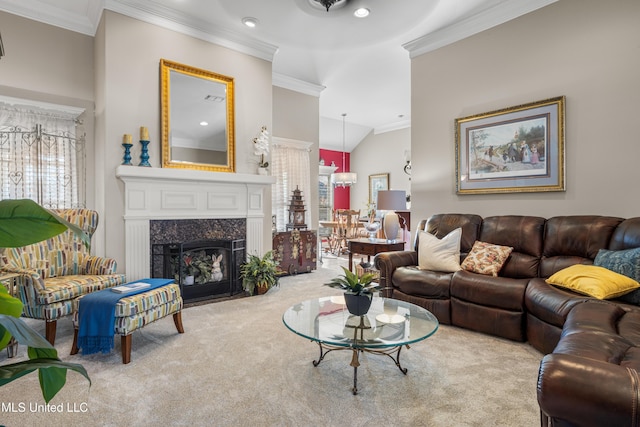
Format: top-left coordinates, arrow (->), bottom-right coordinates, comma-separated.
271,138 -> 312,231
0,97 -> 85,208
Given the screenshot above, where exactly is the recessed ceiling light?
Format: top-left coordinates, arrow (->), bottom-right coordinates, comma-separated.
200,121 -> 209,126
354,8 -> 370,18
242,17 -> 258,28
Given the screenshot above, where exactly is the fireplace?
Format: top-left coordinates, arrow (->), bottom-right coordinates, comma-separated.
116,166 -> 275,282
149,218 -> 246,303
152,239 -> 245,303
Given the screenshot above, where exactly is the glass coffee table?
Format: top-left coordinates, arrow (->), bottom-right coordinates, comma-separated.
282,296 -> 439,394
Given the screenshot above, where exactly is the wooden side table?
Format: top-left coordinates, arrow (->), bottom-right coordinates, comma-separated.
348,238 -> 405,272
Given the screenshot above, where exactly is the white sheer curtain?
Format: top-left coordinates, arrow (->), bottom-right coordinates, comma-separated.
271,138 -> 313,232
0,99 -> 84,208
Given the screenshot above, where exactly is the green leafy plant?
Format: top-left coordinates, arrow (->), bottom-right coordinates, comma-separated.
189,251 -> 213,284
0,199 -> 91,403
325,266 -> 376,295
239,251 -> 279,295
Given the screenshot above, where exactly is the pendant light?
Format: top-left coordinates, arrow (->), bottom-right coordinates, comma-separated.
331,113 -> 357,187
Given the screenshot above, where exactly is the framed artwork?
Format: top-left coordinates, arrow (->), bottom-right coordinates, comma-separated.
369,173 -> 389,207
455,96 -> 565,194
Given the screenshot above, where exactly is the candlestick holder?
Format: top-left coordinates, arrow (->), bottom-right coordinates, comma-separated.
139,140 -> 151,167
122,143 -> 133,165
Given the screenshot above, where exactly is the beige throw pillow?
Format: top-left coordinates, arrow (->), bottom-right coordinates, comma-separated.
461,240 -> 513,276
417,228 -> 462,273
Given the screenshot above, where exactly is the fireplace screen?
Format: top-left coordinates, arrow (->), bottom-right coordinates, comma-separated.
152,239 -> 245,303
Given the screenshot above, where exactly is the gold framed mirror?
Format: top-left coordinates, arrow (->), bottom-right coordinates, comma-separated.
160,59 -> 235,172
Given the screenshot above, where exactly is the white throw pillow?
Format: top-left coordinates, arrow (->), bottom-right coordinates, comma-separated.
417,228 -> 462,272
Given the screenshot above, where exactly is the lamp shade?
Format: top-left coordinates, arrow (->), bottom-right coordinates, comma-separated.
331,172 -> 357,187
376,190 -> 406,211
377,190 -> 406,242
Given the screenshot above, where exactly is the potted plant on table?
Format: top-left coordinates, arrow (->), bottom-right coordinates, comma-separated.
240,250 -> 280,295
0,199 -> 90,403
325,267 -> 377,316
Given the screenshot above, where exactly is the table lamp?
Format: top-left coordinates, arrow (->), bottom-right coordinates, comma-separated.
377,190 -> 406,242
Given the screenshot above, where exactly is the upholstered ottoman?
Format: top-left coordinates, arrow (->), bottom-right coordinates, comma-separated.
70,282 -> 184,364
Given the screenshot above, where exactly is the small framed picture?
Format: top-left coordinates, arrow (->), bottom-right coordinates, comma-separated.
369,173 -> 389,207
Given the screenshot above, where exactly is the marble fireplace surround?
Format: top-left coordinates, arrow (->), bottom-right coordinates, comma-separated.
116,166 -> 275,281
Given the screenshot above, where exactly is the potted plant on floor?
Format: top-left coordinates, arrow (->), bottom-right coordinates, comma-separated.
240,250 -> 280,295
325,267 -> 377,316
0,199 -> 90,402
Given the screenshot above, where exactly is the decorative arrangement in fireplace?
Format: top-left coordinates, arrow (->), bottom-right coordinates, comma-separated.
152,239 -> 245,303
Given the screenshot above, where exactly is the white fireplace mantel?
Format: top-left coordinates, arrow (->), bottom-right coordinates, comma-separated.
116,165 -> 275,280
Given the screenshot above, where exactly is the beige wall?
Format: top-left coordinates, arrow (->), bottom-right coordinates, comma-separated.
0,12 -> 94,101
351,127 -> 411,214
0,10 -> 275,269
96,11 -> 274,270
272,86 -> 320,230
410,0 -> 640,222
0,10 -> 97,230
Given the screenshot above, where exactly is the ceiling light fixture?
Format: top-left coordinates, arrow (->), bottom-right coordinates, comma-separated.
242,17 -> 258,28
331,113 -> 357,188
314,0 -> 341,12
354,8 -> 370,18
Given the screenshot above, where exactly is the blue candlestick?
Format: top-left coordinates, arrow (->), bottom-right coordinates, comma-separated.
122,143 -> 133,165
139,140 -> 151,167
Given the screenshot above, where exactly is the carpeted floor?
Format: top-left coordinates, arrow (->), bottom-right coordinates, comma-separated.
0,259 -> 543,426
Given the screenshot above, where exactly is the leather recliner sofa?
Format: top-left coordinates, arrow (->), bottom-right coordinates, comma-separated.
375,213 -> 640,427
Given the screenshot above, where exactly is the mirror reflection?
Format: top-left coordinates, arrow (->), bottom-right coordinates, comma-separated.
161,59 -> 235,172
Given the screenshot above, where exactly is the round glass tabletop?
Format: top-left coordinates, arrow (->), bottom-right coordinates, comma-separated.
282,296 -> 439,349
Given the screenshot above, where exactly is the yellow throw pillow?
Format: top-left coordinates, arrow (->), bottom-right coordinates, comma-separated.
546,264 -> 640,300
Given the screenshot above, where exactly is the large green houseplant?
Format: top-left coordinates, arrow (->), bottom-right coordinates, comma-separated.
240,250 -> 280,295
0,199 -> 90,403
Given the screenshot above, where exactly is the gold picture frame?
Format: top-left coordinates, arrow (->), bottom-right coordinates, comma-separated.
369,173 -> 389,207
455,96 -> 565,194
160,59 -> 235,172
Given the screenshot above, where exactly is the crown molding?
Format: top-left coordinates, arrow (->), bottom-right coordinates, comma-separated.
105,0 -> 278,62
374,120 -> 411,135
0,0 -> 100,35
0,0 -> 278,61
0,95 -> 85,118
272,73 -> 325,97
272,136 -> 314,151
403,0 -> 558,58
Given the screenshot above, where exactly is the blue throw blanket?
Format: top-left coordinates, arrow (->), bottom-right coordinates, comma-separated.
77,278 -> 174,355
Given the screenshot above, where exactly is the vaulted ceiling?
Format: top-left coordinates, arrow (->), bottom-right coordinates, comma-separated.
0,0 -> 556,150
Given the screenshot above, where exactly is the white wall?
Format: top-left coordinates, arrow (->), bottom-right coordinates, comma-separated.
350,127 -> 411,215
410,0 -> 640,222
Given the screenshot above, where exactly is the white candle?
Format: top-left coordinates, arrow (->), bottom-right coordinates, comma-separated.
123,134 -> 132,144
140,126 -> 149,141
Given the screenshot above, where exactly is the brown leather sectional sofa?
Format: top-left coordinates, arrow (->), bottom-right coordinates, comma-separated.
375,213 -> 640,427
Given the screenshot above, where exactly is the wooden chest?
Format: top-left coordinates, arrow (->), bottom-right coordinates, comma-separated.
272,230 -> 317,275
